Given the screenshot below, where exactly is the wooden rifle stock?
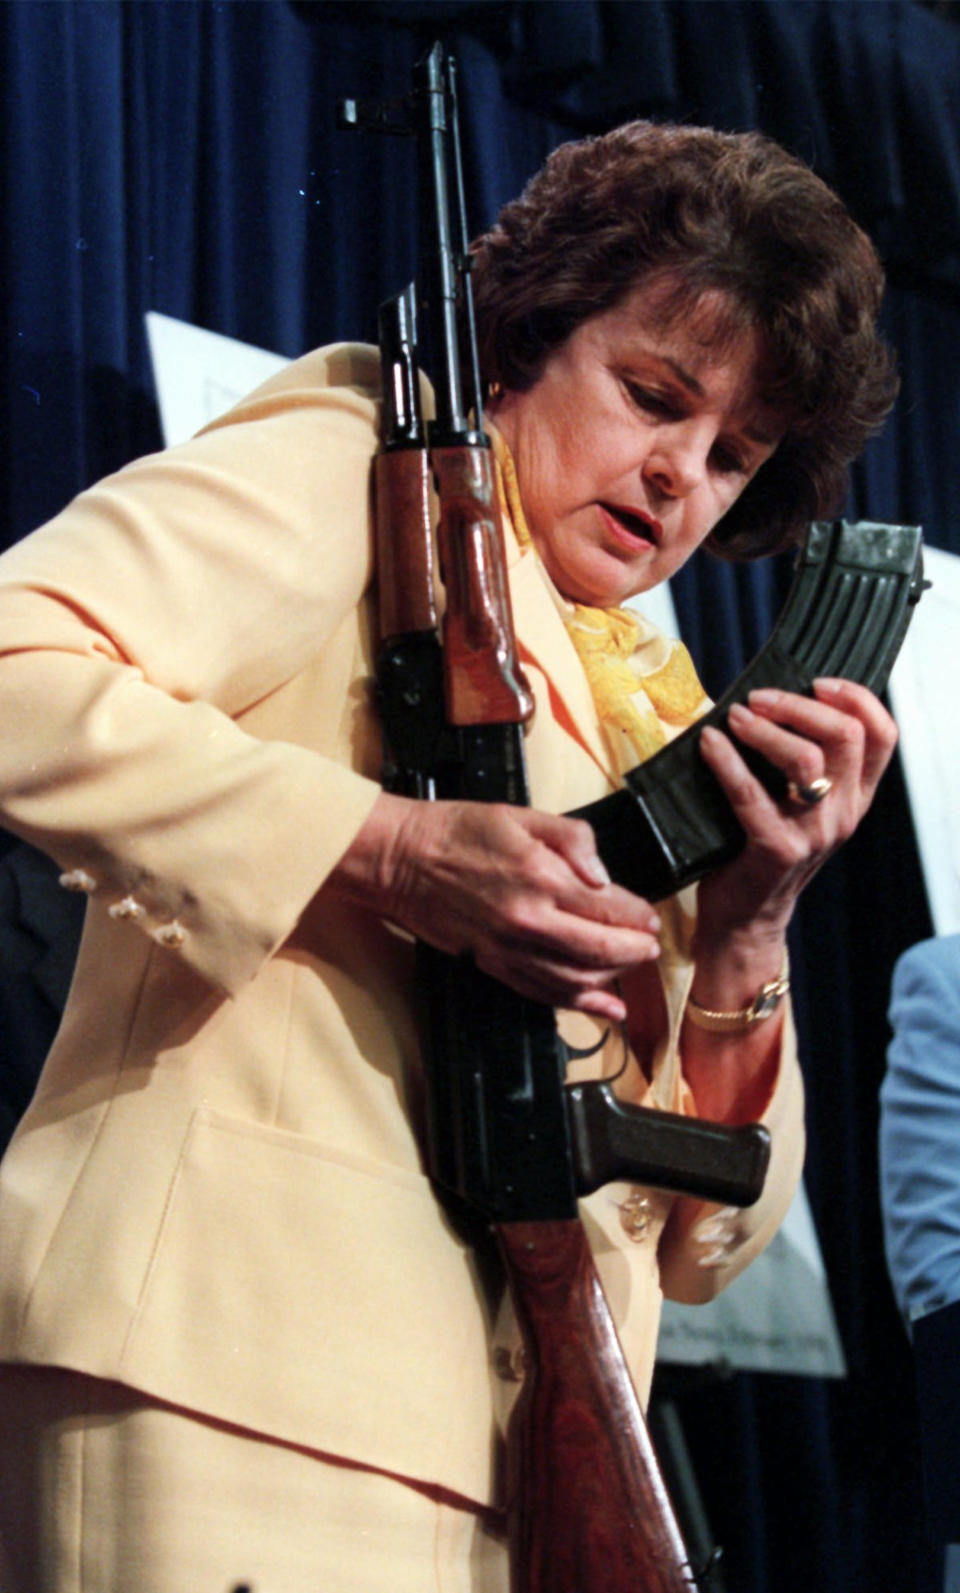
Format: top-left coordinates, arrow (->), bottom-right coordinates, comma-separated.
499,1220 -> 695,1592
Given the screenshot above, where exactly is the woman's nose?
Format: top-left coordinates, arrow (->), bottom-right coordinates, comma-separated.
642,426 -> 709,498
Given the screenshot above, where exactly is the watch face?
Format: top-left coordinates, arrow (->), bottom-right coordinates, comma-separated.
751,978 -> 787,1022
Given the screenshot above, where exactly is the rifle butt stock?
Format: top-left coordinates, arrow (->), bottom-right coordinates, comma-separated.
498,1219 -> 697,1593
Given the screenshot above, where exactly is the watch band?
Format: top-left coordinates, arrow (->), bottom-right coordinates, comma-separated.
685,966 -> 790,1033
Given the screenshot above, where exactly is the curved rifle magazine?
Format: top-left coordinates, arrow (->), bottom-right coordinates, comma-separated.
573,519 -> 926,902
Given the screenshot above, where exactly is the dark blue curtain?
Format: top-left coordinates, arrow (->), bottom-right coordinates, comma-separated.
2,2 -> 955,1588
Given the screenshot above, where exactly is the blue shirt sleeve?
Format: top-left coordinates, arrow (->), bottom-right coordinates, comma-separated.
880,935 -> 960,1324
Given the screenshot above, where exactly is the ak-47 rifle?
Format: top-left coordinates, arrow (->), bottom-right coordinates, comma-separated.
339,44 -> 925,1593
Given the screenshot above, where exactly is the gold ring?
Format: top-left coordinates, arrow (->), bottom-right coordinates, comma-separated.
787,776 -> 833,807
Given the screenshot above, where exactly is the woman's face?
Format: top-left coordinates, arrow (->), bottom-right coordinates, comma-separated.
489,279 -> 783,608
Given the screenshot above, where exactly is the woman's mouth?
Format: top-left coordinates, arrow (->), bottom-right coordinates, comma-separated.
598,503 -> 663,549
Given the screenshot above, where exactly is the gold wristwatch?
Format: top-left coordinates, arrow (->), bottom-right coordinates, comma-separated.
685,967 -> 790,1033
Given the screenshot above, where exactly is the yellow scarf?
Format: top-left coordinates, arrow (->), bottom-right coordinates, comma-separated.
490,427 -> 709,765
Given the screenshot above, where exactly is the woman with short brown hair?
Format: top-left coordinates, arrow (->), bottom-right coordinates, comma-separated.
0,116 -> 897,1590
473,120 -> 896,555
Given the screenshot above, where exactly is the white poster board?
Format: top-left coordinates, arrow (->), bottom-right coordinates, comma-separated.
145,310 -> 847,1378
145,311 -> 288,446
657,1186 -> 846,1376
888,542 -> 960,937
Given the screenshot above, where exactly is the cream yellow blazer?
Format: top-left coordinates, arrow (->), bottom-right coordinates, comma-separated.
0,345 -> 804,1508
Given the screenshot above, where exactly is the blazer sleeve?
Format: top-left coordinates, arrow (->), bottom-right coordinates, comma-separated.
0,345 -> 386,996
641,890 -> 806,1304
654,1003 -> 806,1304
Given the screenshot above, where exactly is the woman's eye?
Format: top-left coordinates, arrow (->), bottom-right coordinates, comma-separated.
712,442 -> 748,475
626,383 -> 676,418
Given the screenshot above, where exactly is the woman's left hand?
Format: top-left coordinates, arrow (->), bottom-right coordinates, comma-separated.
695,676 -> 898,945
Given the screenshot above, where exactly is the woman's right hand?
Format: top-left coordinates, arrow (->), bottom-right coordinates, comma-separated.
324,791 -> 661,1021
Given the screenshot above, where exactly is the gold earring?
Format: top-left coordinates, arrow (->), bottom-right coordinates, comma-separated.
487,380 -> 503,399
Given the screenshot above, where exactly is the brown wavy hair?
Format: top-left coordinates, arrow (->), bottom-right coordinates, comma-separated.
471,122 -> 898,558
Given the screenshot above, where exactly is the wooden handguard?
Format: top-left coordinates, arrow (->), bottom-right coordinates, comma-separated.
432,444 -> 535,727
374,449 -> 435,640
499,1220 -> 696,1593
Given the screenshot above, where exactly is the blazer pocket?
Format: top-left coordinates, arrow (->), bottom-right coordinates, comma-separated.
119,1108 -> 499,1505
